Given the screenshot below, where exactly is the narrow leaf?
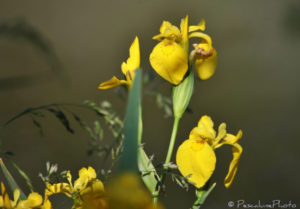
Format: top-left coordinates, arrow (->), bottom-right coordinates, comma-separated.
11,161 -> 34,192
0,159 -> 27,200
138,148 -> 158,193
119,68 -> 142,172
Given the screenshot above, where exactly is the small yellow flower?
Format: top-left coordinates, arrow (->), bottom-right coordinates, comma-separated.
107,173 -> 162,209
0,182 -> 51,209
149,16 -> 217,85
0,182 -> 19,209
176,116 -> 242,188
98,36 -> 140,90
45,166 -> 106,209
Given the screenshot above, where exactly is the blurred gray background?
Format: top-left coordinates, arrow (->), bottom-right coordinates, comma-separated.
0,0 -> 299,208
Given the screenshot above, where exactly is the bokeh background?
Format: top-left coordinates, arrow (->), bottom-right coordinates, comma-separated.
0,0 -> 299,208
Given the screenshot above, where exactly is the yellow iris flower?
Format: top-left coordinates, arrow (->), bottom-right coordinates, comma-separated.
149,16 -> 217,85
176,115 -> 242,188
98,37 -> 140,90
0,182 -> 51,209
45,167 -> 107,209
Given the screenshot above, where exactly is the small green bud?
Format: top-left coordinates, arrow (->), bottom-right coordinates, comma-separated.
172,70 -> 194,119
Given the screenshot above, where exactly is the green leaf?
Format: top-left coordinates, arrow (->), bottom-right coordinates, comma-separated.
11,160 -> 34,193
119,68 -> 142,172
192,183 -> 216,209
138,148 -> 158,194
0,159 -> 27,200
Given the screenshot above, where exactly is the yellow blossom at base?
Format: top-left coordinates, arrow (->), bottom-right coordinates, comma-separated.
45,166 -> 106,209
176,116 -> 243,188
0,182 -> 51,209
107,173 -> 162,209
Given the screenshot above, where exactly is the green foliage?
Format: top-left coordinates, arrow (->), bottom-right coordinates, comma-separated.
0,159 -> 27,200
119,68 -> 142,172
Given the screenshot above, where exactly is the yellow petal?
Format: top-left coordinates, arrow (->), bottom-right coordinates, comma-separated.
98,76 -> 128,90
189,32 -> 212,48
189,19 -> 206,32
74,167 -> 98,191
1,183 -> 11,208
195,48 -> 217,80
150,40 -> 188,85
42,199 -> 52,209
107,173 -> 157,209
176,139 -> 216,188
80,179 -> 105,196
12,189 -> 20,207
121,36 -> 140,75
214,130 -> 243,149
212,123 -> 227,147
180,15 -> 189,49
18,192 -> 43,208
153,21 -> 181,41
189,115 -> 216,140
45,182 -> 72,197
224,143 -> 243,188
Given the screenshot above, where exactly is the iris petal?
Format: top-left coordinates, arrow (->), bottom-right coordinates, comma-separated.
176,139 -> 216,188
121,36 -> 140,75
98,76 -> 128,90
224,143 -> 243,188
150,40 -> 188,85
195,48 -> 217,80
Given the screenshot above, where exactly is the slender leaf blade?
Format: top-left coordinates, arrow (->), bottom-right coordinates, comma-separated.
119,68 -> 142,172
0,159 -> 27,200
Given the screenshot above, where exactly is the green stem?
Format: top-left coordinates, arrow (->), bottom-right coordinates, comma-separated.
152,116 -> 181,204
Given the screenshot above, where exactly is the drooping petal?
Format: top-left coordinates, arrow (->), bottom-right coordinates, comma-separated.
189,19 -> 206,32
150,40 -> 188,85
98,76 -> 128,90
189,32 -> 212,48
121,36 -> 140,75
17,192 -> 43,208
176,139 -> 216,188
224,143 -> 243,188
195,48 -> 217,80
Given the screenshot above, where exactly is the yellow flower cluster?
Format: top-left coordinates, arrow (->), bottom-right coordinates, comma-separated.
1,167 -> 160,209
176,116 -> 243,188
150,16 -> 217,84
0,183 -> 51,209
98,16 -> 217,91
45,167 -> 159,209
